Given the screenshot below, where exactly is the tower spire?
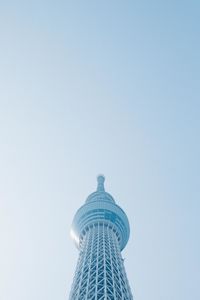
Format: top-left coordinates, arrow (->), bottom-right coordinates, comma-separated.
97,174 -> 105,192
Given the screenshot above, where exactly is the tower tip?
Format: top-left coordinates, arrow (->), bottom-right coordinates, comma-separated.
97,174 -> 105,191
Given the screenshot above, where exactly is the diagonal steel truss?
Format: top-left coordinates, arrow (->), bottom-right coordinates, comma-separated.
69,222 -> 133,300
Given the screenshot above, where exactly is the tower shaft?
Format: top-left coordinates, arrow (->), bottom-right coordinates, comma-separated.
69,222 -> 133,300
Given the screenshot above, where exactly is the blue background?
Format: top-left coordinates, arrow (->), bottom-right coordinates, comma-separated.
0,1 -> 199,299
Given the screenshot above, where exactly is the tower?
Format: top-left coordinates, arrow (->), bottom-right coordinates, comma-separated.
69,175 -> 133,300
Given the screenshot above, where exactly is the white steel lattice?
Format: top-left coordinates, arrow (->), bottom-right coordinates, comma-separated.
69,222 -> 133,300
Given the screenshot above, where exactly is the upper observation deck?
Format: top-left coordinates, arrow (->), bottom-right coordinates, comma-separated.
71,175 -> 130,251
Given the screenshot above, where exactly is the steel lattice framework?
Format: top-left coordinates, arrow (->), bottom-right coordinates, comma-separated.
69,176 -> 133,300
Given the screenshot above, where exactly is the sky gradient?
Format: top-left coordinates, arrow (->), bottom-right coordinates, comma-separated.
0,1 -> 200,300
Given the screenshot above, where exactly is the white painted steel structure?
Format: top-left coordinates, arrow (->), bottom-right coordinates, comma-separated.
69,176 -> 133,300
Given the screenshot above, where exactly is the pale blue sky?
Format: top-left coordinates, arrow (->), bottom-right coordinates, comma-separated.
0,1 -> 199,300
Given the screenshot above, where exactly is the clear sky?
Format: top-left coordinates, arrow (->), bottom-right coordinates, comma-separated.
0,1 -> 199,300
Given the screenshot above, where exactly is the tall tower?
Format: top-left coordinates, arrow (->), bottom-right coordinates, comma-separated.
69,175 -> 133,300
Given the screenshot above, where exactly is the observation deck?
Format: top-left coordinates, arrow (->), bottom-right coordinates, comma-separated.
71,175 -> 130,251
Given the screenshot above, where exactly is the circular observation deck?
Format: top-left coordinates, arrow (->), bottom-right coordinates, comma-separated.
71,175 -> 130,251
